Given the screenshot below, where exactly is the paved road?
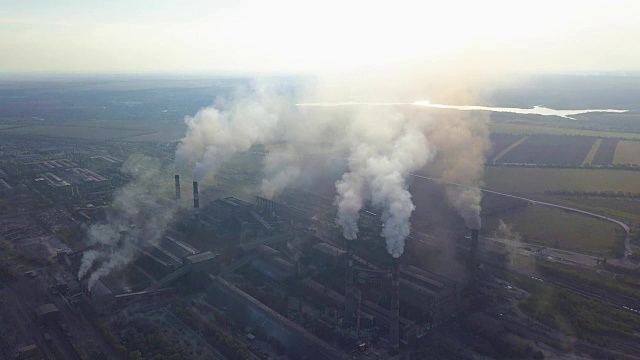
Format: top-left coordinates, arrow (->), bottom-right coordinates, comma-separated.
410,173 -> 633,257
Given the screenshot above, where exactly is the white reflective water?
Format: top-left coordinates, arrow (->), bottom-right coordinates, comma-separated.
297,100 -> 628,120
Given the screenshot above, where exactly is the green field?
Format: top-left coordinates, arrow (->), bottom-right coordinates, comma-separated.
484,167 -> 640,194
581,138 -> 601,165
530,194 -> 640,224
0,125 -> 148,140
490,123 -> 640,140
0,121 -> 187,142
484,205 -> 619,255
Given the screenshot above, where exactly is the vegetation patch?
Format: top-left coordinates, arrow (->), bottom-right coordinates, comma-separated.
488,134 -> 526,160
542,195 -> 640,223
591,138 -> 619,165
482,205 -> 620,255
484,167 -> 640,194
496,135 -> 595,166
0,125 -> 148,140
613,140 -> 640,166
518,283 -> 640,350
490,123 -> 640,140
581,139 -> 601,165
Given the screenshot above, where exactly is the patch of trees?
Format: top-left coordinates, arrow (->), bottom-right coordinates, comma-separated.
172,304 -> 255,360
519,284 -> 640,349
112,316 -> 186,360
610,231 -> 626,259
536,260 -> 640,300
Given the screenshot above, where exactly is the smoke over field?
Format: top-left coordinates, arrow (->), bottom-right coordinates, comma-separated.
175,86 -> 488,258
80,83 -> 489,284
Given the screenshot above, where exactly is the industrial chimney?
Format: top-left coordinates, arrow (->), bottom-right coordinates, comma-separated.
193,181 -> 200,222
344,240 -> 355,318
175,175 -> 181,200
468,228 -> 479,273
390,257 -> 400,349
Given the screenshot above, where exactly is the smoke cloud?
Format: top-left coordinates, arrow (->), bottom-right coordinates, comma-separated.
337,108 -> 432,257
175,85 -> 294,180
494,219 -> 522,266
427,110 -> 489,229
80,83 -> 488,282
78,155 -> 177,288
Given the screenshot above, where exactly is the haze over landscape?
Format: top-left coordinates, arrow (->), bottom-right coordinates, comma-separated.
1,1 -> 640,360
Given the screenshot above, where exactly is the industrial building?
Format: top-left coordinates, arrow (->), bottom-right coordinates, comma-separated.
66,176 -> 479,358
81,279 -> 114,314
397,265 -> 461,327
35,304 -> 61,325
250,245 -> 296,281
34,166 -> 109,199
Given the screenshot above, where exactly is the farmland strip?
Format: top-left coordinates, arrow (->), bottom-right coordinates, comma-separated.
491,136 -> 528,162
591,138 -> 619,165
582,139 -> 602,165
614,140 -> 640,166
497,135 -> 595,165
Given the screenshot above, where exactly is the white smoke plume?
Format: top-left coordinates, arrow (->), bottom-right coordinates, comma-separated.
335,171 -> 365,240
259,105 -> 433,257
261,145 -> 302,199
78,155 -> 177,288
175,85 -> 294,180
76,83 -> 488,286
260,107 -> 351,199
426,110 -> 489,229
494,219 -> 522,266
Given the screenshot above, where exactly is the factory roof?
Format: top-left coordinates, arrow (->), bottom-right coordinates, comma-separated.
252,258 -> 290,280
400,279 -> 439,297
163,235 -> 198,255
0,179 -> 11,190
399,265 -> 459,295
35,303 -> 60,318
32,159 -> 77,171
257,244 -> 280,257
185,251 -> 217,264
312,242 -> 346,257
224,196 -> 253,206
213,197 -> 253,208
361,300 -> 414,326
302,278 -> 344,306
90,279 -> 113,297
39,167 -> 107,187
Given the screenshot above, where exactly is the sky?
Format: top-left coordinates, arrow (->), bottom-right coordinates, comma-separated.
1,0 -> 639,75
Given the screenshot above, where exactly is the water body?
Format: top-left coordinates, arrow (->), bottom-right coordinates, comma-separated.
297,101 -> 628,120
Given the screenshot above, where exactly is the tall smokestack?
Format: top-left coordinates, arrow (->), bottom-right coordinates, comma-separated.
193,181 -> 200,221
175,175 -> 181,200
344,240 -> 355,318
390,257 -> 400,349
468,229 -> 479,272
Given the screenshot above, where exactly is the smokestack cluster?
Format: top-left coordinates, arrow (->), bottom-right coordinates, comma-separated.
173,85 -> 487,263
72,82 -> 488,302
344,240 -> 355,317
175,174 -> 181,200
193,181 -> 200,221
390,257 -> 400,349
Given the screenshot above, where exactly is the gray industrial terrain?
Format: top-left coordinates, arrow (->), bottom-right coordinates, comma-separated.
1,75 -> 640,360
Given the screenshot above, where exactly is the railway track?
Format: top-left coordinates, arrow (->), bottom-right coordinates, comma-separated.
483,255 -> 640,314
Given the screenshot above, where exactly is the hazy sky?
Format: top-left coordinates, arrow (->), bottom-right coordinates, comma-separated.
1,0 -> 639,75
